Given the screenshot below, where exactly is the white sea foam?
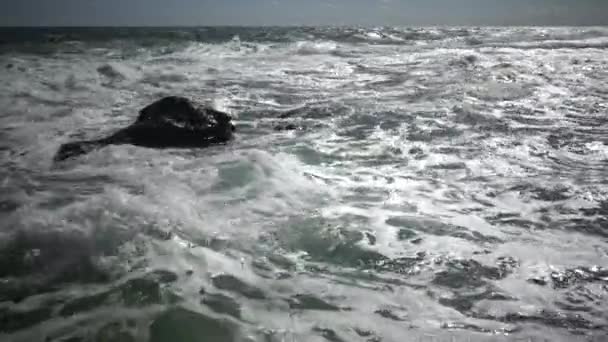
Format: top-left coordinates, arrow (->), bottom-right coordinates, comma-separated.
1,27 -> 607,342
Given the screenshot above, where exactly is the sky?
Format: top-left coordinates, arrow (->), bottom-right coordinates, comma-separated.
1,0 -> 607,26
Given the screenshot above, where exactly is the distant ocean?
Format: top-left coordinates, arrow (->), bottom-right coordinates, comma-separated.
1,26 -> 607,342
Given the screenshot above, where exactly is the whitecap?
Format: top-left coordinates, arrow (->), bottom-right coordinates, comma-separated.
293,41 -> 338,55
493,37 -> 608,50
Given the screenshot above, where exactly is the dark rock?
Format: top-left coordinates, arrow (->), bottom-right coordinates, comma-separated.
288,294 -> 341,311
211,274 -> 265,299
410,238 -> 423,244
527,277 -> 547,286
54,96 -> 235,161
6,63 -> 13,69
185,270 -> 194,276
202,293 -> 241,319
149,307 -> 235,342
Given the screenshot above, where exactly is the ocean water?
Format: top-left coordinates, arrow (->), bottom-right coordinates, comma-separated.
0,26 -> 607,342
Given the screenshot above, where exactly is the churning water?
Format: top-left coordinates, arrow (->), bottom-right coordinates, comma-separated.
0,26 -> 607,342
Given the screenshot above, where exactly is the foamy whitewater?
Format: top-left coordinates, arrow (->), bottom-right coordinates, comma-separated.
0,27 -> 607,342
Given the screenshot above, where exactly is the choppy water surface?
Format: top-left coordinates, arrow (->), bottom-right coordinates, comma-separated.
0,27 -> 607,342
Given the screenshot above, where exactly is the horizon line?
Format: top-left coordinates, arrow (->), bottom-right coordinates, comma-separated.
1,24 -> 608,28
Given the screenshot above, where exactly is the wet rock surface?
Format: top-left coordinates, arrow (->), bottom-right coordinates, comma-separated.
54,96 -> 235,161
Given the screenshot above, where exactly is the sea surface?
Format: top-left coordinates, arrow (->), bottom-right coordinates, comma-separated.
0,27 -> 608,342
